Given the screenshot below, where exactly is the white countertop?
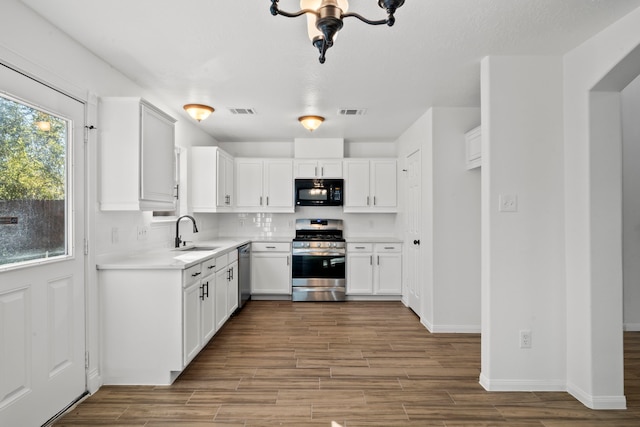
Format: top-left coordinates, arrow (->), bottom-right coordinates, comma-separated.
96,239 -> 250,271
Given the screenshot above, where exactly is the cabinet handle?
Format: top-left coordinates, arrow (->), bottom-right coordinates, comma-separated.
370,255 -> 373,265
367,196 -> 370,206
384,246 -> 394,250
413,239 -> 421,245
266,196 -> 269,206
230,267 -> 234,280
321,166 -> 324,176
227,268 -> 231,281
287,255 -> 290,266
266,246 -> 276,249
373,196 -> 377,206
207,264 -> 215,270
204,281 -> 209,298
260,196 -> 263,206
191,271 -> 201,277
377,255 -> 380,265
355,246 -> 365,249
315,166 -> 318,177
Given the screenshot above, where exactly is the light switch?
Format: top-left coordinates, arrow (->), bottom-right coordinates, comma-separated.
499,194 -> 518,212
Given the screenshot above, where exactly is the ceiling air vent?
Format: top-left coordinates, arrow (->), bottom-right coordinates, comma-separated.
338,108 -> 367,116
228,108 -> 256,115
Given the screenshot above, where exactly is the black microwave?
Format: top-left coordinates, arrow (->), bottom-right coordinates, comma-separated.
295,179 -> 343,206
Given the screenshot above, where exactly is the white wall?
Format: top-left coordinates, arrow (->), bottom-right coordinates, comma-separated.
479,56 -> 566,391
395,108 -> 481,332
0,0 -> 217,392
564,7 -> 640,409
622,74 -> 640,331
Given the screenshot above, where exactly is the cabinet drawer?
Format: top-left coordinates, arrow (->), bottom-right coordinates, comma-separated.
374,243 -> 402,252
183,263 -> 203,287
227,249 -> 238,263
215,253 -> 228,271
201,257 -> 217,274
347,243 -> 373,252
252,242 -> 290,252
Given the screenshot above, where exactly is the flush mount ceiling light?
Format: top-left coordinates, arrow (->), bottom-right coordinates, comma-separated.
299,115 -> 325,131
183,104 -> 214,122
270,0 -> 406,64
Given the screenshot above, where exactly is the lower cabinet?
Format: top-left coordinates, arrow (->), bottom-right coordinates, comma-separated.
347,242 -> 402,295
251,242 -> 291,295
99,249 -> 238,386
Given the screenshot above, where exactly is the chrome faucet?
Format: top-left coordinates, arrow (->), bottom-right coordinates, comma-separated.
175,215 -> 199,248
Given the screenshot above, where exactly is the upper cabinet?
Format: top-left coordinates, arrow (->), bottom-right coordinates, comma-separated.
465,126 -> 481,170
235,158 -> 294,213
99,97 -> 176,211
343,159 -> 397,213
189,147 -> 234,213
294,159 -> 343,178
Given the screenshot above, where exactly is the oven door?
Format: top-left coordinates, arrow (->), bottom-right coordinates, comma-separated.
291,250 -> 346,301
292,251 -> 345,280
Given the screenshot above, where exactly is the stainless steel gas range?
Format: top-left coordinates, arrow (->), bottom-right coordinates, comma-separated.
291,219 -> 346,302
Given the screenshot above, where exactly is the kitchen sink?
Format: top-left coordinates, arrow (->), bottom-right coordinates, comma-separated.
174,246 -> 220,252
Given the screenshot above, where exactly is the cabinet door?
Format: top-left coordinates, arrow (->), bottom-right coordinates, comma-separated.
371,160 -> 397,208
294,160 -> 319,178
264,160 -> 293,208
375,252 -> 402,294
235,159 -> 264,208
251,253 -> 291,294
319,160 -> 342,178
346,253 -> 374,294
183,282 -> 201,366
344,160 -> 370,208
227,261 -> 239,316
189,147 -> 218,211
140,105 -> 176,207
216,151 -> 233,208
214,268 -> 228,330
200,274 -> 216,344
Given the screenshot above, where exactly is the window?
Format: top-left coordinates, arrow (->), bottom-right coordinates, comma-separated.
0,94 -> 70,266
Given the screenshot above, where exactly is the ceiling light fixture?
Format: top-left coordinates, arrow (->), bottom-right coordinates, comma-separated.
299,115 -> 325,131
183,104 -> 214,122
270,0 -> 406,64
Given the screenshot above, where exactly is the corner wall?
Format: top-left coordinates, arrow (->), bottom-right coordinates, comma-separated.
480,55 -> 566,391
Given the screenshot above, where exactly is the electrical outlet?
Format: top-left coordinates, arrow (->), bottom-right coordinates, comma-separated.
136,226 -> 148,241
520,329 -> 532,349
499,194 -> 518,212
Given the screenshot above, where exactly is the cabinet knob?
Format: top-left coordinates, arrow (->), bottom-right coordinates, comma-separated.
413,239 -> 420,245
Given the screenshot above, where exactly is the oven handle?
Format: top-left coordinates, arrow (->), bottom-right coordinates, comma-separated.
292,250 -> 346,256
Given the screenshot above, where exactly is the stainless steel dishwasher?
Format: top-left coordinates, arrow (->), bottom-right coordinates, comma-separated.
237,243 -> 251,311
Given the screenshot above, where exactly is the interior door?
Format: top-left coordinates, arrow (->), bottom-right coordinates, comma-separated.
405,150 -> 422,316
0,64 -> 86,426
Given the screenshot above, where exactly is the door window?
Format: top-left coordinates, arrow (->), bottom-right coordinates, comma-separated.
0,94 -> 70,267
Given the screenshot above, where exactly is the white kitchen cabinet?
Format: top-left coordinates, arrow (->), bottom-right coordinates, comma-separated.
465,126 -> 481,170
99,248 -> 243,385
189,147 -> 234,212
251,242 -> 291,295
99,97 -> 176,211
235,158 -> 294,212
343,159 -> 397,213
347,243 -> 402,296
294,159 -> 342,178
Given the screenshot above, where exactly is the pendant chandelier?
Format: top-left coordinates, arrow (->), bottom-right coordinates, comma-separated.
270,0 -> 406,64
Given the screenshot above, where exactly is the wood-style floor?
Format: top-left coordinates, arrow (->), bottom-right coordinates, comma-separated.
54,300 -> 640,426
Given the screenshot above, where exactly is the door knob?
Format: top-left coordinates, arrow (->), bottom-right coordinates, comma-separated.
413,239 -> 420,245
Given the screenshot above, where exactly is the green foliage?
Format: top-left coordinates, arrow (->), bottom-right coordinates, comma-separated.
0,96 -> 66,200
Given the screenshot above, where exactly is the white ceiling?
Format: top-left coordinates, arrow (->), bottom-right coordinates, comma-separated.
18,0 -> 640,142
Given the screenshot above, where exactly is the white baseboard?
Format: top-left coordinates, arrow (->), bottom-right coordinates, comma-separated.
567,381 -> 627,410
420,317 -> 480,333
86,368 -> 102,394
479,373 -> 565,392
624,323 -> 640,331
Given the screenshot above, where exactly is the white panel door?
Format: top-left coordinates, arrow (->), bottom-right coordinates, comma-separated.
0,64 -> 86,426
405,150 -> 422,315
